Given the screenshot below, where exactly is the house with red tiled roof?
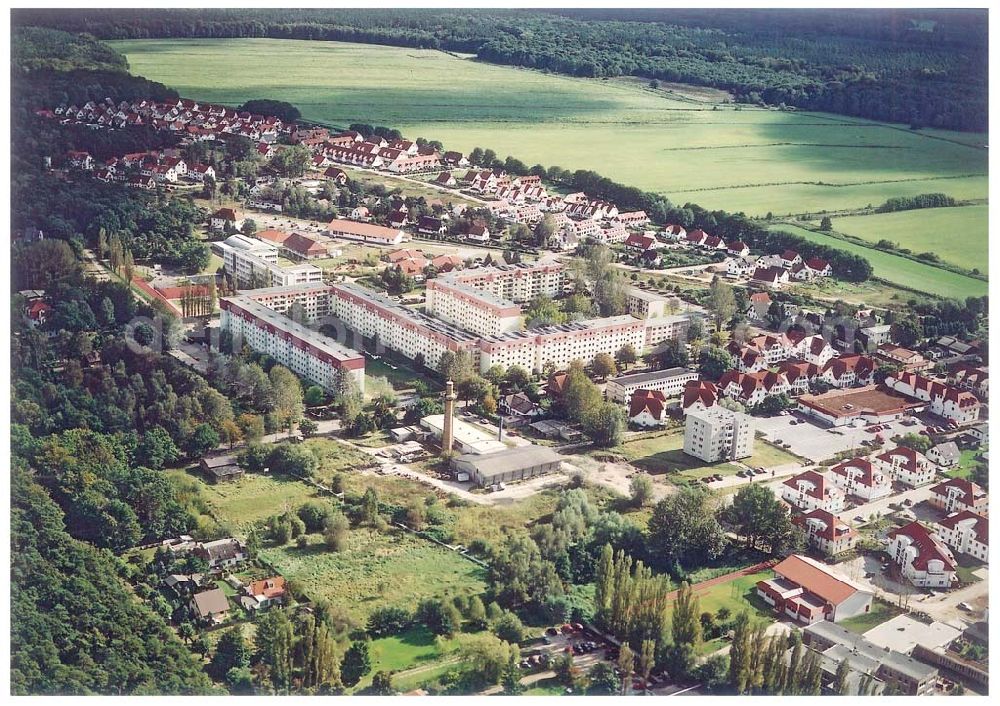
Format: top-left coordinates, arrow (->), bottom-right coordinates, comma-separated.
725,240 -> 749,257
210,207 -> 244,232
624,233 -> 658,252
386,248 -> 424,263
819,354 -> 875,389
929,478 -> 988,516
546,372 -> 569,397
776,359 -> 820,394
281,232 -> 328,260
875,344 -> 932,372
718,369 -> 791,407
829,458 -> 892,502
323,166 -> 348,185
947,364 -> 988,400
752,266 -> 789,288
243,576 -> 288,610
874,446 -> 935,488
756,554 -> 872,624
435,171 -> 457,187
26,299 -> 51,327
885,371 -> 981,425
746,291 -> 772,321
682,380 -> 718,415
685,228 -> 709,246
936,511 -> 988,563
795,509 -> 858,556
782,470 -> 845,513
888,521 -> 957,588
790,333 -> 837,367
465,222 -> 490,243
661,224 -> 686,242
804,256 -> 832,277
255,229 -> 292,246
442,151 -> 469,168
395,257 -> 430,279
779,250 -> 803,269
629,389 -> 668,428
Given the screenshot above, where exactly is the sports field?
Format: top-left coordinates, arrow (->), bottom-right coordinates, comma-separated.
769,223 -> 988,299
113,38 -> 988,219
821,205 -> 988,274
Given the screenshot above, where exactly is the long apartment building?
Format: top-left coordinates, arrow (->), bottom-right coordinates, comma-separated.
444,262 -> 565,304
220,291 -> 365,394
425,276 -> 523,338
215,234 -> 323,289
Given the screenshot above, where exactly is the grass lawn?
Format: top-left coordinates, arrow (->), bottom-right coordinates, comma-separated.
619,430 -> 799,479
259,529 -> 487,623
791,276 -> 935,309
302,437 -> 376,480
838,599 -> 903,634
524,677 -> 567,695
955,555 -> 985,585
769,223 -> 987,299
348,625 -> 477,693
335,164 -> 480,206
365,355 -> 441,394
825,205 -> 987,274
114,38 -> 986,219
685,569 -> 776,620
945,447 -> 985,480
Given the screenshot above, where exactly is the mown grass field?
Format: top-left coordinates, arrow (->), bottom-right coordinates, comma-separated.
769,223 -> 988,299
838,599 -> 903,634
822,205 -> 988,274
619,430 -> 800,479
113,38 -> 988,218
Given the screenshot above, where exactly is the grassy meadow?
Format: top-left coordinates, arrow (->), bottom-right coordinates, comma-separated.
113,38 -> 988,219
822,205 -> 988,274
769,223 -> 988,299
619,430 -> 800,480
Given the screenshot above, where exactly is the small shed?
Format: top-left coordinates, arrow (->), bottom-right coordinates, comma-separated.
199,454 -> 245,483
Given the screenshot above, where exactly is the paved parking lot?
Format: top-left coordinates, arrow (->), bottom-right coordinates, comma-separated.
755,412 -> 923,463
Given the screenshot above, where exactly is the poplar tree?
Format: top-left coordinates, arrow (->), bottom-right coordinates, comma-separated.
833,658 -> 850,695
617,643 -> 634,695
728,612 -> 751,694
255,609 -> 295,690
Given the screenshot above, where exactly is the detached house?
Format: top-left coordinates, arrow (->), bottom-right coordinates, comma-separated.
726,240 -> 750,257
435,171 -> 458,187
782,470 -> 846,514
195,538 -> 248,571
795,509 -> 858,556
874,446 -> 935,488
210,207 -> 244,232
829,458 -> 892,502
418,216 -> 447,235
242,576 -> 288,611
629,389 -> 668,428
190,587 -> 230,624
682,380 -> 718,415
887,521 -> 957,589
929,478 -> 988,516
752,266 -> 790,288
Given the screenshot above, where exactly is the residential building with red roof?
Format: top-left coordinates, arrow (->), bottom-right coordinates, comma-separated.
875,344 -> 932,372
804,256 -> 832,277
779,250 -> 803,269
661,224 -> 686,241
756,554 -> 872,624
936,511 -> 988,563
255,229 -> 292,246
929,478 -> 988,516
244,576 -> 288,610
795,509 -> 858,556
386,248 -> 424,263
682,380 -> 718,415
751,266 -> 789,288
887,521 -> 957,588
628,389 -> 668,428
819,354 -> 876,389
828,458 -> 892,502
781,470 -> 845,513
885,371 -> 980,425
718,369 -> 791,407
947,364 -> 989,400
624,233 -> 658,252
323,166 -> 348,184
874,446 -> 936,488
326,219 -> 405,246
726,240 -> 749,257
281,232 -> 328,260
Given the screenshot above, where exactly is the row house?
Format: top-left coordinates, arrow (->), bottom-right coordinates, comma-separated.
782,470 -> 846,514
873,446 -> 936,488
929,478 -> 988,516
935,511 -> 988,563
884,371 -> 981,425
614,210 -> 650,228
948,364 -> 988,400
566,199 -> 619,221
829,458 -> 892,502
887,521 -> 957,589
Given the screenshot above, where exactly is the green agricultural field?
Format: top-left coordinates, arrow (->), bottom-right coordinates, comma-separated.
769,223 -> 988,299
822,205 -> 988,274
113,38 -> 988,218
259,530 -> 487,622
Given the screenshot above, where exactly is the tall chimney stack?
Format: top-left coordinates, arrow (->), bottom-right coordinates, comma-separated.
441,379 -> 457,455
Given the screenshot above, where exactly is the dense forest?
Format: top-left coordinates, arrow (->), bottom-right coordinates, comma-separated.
12,8 -> 988,131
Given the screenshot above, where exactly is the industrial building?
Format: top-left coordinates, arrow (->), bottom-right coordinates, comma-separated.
683,406 -> 754,462
451,445 -> 563,487
419,414 -> 507,455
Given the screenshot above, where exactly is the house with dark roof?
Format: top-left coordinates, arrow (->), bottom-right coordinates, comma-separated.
194,538 -> 248,571
190,587 -> 230,624
500,392 -> 543,421
936,510 -> 988,563
434,171 -> 457,187
781,470 -> 845,513
726,240 -> 749,257
628,389 -> 668,428
751,266 -> 790,288
210,207 -> 244,232
887,521 -> 957,588
417,215 -> 446,235
199,455 -> 244,483
795,509 -> 857,556
756,554 -> 872,624
323,166 -> 348,184
929,477 -> 988,515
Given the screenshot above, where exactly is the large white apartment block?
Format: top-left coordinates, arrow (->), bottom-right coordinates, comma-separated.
644,315 -> 691,349
220,295 -> 365,394
479,316 -> 646,375
605,367 -> 699,403
425,277 -> 523,338
885,371 -> 981,425
683,407 -> 755,463
330,282 -> 481,372
935,511 -> 988,563
216,234 -> 323,289
236,283 -> 335,322
443,262 -> 564,304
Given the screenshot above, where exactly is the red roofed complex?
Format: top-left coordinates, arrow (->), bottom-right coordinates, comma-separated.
756,554 -> 872,624
887,522 -> 957,588
929,478 -> 989,516
873,446 -> 935,488
282,232 -> 328,260
682,380 -> 718,415
936,511 -> 988,563
885,371 -> 981,425
628,389 -> 668,428
828,458 -> 892,502
244,576 -> 288,609
781,470 -> 845,513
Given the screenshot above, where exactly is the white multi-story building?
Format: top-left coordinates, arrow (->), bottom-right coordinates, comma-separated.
683,407 -> 755,463
887,521 -> 957,589
606,367 -> 699,403
425,277 -> 523,338
935,511 -> 988,563
873,446 -> 936,488
442,263 -> 564,304
215,234 -> 323,289
644,315 -> 691,349
885,372 -> 981,425
828,458 -> 892,502
781,470 -> 846,514
220,295 -> 365,394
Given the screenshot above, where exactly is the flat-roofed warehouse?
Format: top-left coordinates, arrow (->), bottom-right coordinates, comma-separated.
451,445 -> 563,487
